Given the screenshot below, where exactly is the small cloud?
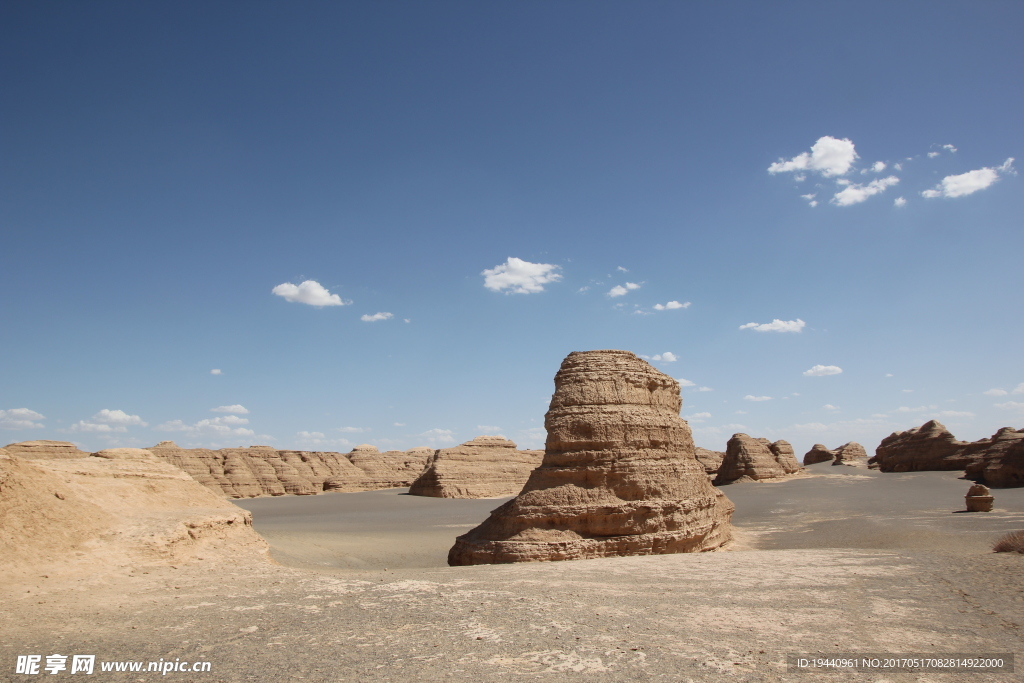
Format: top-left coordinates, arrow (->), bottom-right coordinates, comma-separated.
1013,383 -> 1024,395
577,286 -> 590,293
653,301 -> 690,311
210,369 -> 222,375
477,425 -> 502,432
922,158 -> 1015,198
649,352 -> 678,362
336,426 -> 367,433
361,312 -> 393,322
617,266 -> 629,272
212,404 -> 249,414
894,196 -> 907,207
871,161 -> 887,172
885,373 -> 894,378
995,401 -> 1024,412
393,422 -> 405,427
739,319 -> 805,333
803,365 -> 843,377
983,388 -> 1007,396
403,318 -> 411,323
696,386 -> 713,392
482,257 -> 562,294
272,280 -> 350,307
832,176 -> 900,206
684,412 -> 712,422
155,415 -> 254,438
927,151 -> 940,158
823,404 -> 840,411
800,192 -> 818,207
677,378 -> 696,387
744,395 -> 772,402
608,282 -> 641,297
943,144 -> 958,153
0,408 -> 46,430
419,428 -> 456,446
768,136 -> 858,178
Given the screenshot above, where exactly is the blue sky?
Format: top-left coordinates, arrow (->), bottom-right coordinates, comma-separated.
2,1 -> 1022,457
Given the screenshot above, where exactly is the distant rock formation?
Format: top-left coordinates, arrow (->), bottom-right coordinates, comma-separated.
714,434 -> 803,484
803,442 -> 867,467
872,421 -> 1024,486
347,444 -> 433,489
832,442 -> 868,467
0,449 -> 270,584
803,444 -> 835,465
3,440 -> 90,459
965,483 -> 994,512
448,350 -> 734,565
148,442 -> 370,498
693,447 -> 725,479
409,436 -> 543,498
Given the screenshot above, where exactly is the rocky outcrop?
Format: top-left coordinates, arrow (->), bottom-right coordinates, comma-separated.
409,436 -> 543,498
714,434 -> 802,484
347,445 -> 433,489
693,447 -> 725,479
832,442 -> 868,467
448,350 -> 734,565
3,440 -> 90,459
0,449 -> 270,584
148,442 -> 369,498
872,421 -> 1024,486
965,483 -> 994,512
803,444 -> 835,465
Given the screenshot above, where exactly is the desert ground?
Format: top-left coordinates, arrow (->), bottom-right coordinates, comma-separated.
4,463 -> 1023,682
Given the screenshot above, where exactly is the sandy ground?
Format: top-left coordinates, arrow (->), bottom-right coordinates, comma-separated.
4,464 -> 1023,682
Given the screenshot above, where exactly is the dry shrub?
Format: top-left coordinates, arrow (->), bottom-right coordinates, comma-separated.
993,530 -> 1024,553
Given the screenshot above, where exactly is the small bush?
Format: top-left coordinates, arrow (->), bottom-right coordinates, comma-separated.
993,530 -> 1024,553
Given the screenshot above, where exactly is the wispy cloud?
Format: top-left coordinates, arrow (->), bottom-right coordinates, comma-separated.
653,300 -> 690,310
803,365 -> 843,377
210,369 -> 222,375
743,395 -> 772,402
0,408 -> 45,429
740,319 -> 805,333
608,282 -> 641,297
419,428 -> 457,446
212,404 -> 249,414
70,409 -> 147,433
155,415 -> 254,438
831,175 -> 899,206
360,311 -> 393,322
641,352 -> 678,363
482,257 -> 562,294
922,158 -> 1015,198
272,280 -> 350,307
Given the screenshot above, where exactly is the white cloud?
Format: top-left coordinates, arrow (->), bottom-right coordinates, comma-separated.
272,280 -> 350,307
684,412 -> 712,422
922,158 -> 1015,198
0,408 -> 46,430
885,373 -> 894,378
653,300 -> 690,311
360,312 -> 393,322
696,386 -> 713,392
804,365 -> 843,377
800,193 -> 818,207
1013,383 -> 1024,395
902,389 -> 914,393
823,404 -> 840,411
995,401 -> 1024,412
92,409 -> 147,426
393,422 -> 405,427
984,388 -> 1008,396
419,428 -> 456,446
648,352 -> 678,362
894,197 -> 907,207
403,318 -> 411,323
210,369 -> 222,375
212,404 -> 249,414
295,431 -> 352,449
608,282 -> 641,297
336,426 -> 367,433
744,395 -> 772,402
477,425 -> 502,432
482,257 -> 562,294
943,144 -> 958,153
739,319 -> 805,333
927,151 -> 940,159
69,421 -> 119,433
677,378 -> 696,387
871,161 -> 887,172
617,266 -> 629,272
832,175 -> 900,206
768,136 -> 858,177
155,415 -> 254,438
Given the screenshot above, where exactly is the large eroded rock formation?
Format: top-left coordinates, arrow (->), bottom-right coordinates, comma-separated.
409,436 -> 543,498
872,421 -> 1024,487
803,444 -> 836,465
346,445 -> 433,489
448,350 -> 734,565
802,442 -> 868,467
693,447 -> 725,479
714,434 -> 803,484
3,440 -> 90,459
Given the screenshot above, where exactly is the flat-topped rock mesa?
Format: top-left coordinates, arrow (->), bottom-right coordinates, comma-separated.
714,434 -> 803,485
148,442 -> 370,498
346,444 -> 433,489
803,442 -> 868,467
870,421 -> 1024,485
832,442 -> 868,467
0,448 -> 270,584
408,436 -> 543,498
448,350 -> 734,565
3,440 -> 90,459
803,444 -> 836,465
693,447 -> 725,479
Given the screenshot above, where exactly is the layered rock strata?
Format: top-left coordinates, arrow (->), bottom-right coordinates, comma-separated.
347,445 -> 433,489
714,434 -> 802,484
693,447 -> 725,479
872,421 -> 1024,486
3,440 -> 90,459
803,444 -> 836,465
448,350 -> 734,565
148,442 -> 369,498
965,484 -> 994,512
832,442 -> 868,467
0,449 -> 270,584
409,436 -> 543,498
